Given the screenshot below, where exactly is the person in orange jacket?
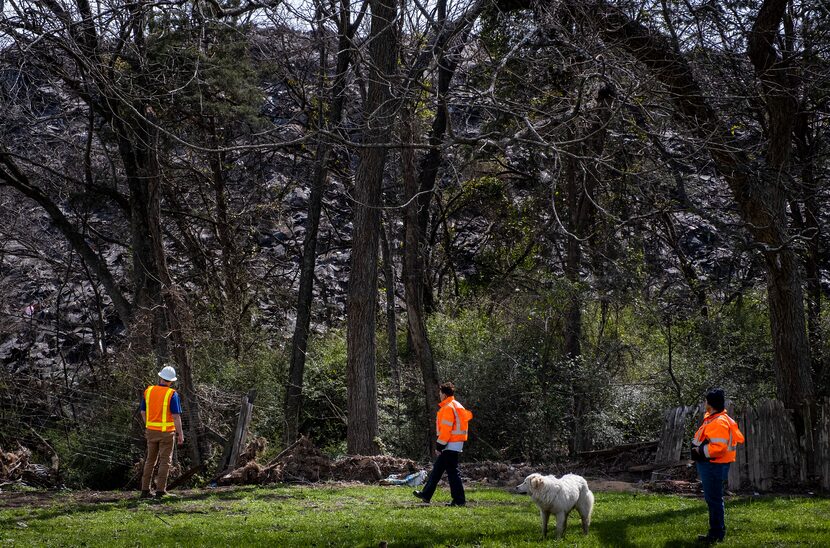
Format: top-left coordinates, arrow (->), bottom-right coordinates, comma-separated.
691,388 -> 745,544
413,382 -> 473,506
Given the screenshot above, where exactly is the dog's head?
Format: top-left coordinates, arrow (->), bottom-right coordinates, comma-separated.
515,473 -> 543,494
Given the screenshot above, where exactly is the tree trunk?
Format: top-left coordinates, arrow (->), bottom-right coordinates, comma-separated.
346,0 -> 398,456
116,116 -> 164,354
400,0 -> 480,447
162,287 -> 207,466
380,217 -> 399,387
209,118 -> 245,357
746,0 -> 813,410
793,27 -> 824,396
414,6 -> 464,314
283,142 -> 327,447
402,107 -> 439,454
562,127 -> 582,361
562,83 -> 615,453
284,2 -> 355,446
119,111 -> 207,465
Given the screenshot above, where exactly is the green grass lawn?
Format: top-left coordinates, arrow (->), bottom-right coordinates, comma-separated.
1,485 -> 828,547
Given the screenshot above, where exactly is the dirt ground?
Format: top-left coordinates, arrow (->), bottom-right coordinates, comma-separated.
0,486 -> 246,509
13,437 -> 814,508
0,477 -> 674,511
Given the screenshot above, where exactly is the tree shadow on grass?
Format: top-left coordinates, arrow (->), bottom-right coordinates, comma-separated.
590,495 -> 830,548
8,489 -> 823,547
0,502 -> 112,529
0,487 -> 260,527
590,505 -> 705,548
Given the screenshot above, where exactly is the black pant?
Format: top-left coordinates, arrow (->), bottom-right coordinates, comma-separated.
421,449 -> 465,504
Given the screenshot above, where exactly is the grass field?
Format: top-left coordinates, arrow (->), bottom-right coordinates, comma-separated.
1,485 -> 829,547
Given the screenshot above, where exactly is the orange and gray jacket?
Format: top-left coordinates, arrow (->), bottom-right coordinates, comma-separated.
692,410 -> 744,463
436,396 -> 473,452
144,385 -> 177,432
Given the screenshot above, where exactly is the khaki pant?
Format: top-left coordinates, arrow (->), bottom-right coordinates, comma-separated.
141,429 -> 176,492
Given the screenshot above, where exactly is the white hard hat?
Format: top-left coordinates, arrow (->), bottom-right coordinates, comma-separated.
158,365 -> 177,382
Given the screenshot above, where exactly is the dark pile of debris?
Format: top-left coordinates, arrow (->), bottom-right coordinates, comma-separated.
219,436 -> 420,485
577,441 -> 659,476
215,436 -> 699,490
219,435 -> 329,485
1,444 -> 59,488
644,479 -> 701,496
460,461 -> 543,486
280,436 -> 332,482
1,445 -> 31,484
332,455 -> 418,482
234,436 -> 268,469
217,437 -> 661,488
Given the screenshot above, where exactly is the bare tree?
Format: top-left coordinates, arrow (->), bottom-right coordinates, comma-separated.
491,0 -> 815,410
284,0 -> 367,447
346,0 -> 399,455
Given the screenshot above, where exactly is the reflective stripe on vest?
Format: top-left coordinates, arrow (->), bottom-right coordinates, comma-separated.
727,429 -> 736,451
145,386 -> 176,432
449,401 -> 468,436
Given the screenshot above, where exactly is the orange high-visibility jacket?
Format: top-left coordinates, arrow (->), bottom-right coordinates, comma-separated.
693,410 -> 744,463
436,396 -> 473,445
144,385 -> 177,432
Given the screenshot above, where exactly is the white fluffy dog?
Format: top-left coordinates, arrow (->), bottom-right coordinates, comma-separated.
516,473 -> 594,540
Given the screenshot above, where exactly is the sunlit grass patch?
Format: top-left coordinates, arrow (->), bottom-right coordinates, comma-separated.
1,486 -> 828,547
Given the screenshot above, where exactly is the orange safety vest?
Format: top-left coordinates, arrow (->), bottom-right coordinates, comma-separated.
693,410 -> 744,463
144,385 -> 177,432
436,396 -> 473,444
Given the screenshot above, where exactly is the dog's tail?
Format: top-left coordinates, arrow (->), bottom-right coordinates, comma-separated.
577,480 -> 594,534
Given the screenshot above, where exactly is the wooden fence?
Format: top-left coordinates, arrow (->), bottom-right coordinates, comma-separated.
653,398 -> 830,491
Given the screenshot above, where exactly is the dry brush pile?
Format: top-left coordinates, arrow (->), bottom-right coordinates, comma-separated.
216,436 -> 593,487
218,436 -> 421,485
0,445 -> 59,488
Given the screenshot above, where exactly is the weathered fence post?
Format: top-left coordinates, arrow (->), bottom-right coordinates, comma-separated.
653,405 -> 694,465
215,389 -> 257,478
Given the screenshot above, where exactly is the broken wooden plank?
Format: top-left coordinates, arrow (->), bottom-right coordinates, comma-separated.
168,464 -> 205,490
577,440 -> 658,458
213,389 -> 257,481
630,461 -> 689,473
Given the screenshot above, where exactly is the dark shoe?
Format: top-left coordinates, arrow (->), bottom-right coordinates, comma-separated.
445,501 -> 465,507
139,490 -> 152,499
413,490 -> 430,503
697,535 -> 723,544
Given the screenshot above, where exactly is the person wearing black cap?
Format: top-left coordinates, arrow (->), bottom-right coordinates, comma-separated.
690,389 -> 745,544
413,382 -> 473,507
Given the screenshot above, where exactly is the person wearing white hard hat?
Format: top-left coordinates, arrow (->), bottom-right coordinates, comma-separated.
139,365 -> 184,499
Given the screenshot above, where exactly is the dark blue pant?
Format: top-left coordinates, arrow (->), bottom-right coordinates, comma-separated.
420,449 -> 465,504
697,461 -> 730,540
